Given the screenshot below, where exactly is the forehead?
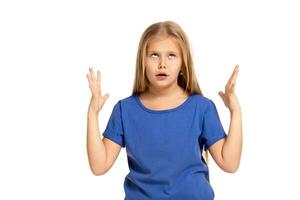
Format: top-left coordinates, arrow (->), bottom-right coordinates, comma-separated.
147,36 -> 181,53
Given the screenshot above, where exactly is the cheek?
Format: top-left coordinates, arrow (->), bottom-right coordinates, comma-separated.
145,59 -> 158,72
145,58 -> 155,68
145,65 -> 155,79
146,59 -> 158,67
172,59 -> 182,72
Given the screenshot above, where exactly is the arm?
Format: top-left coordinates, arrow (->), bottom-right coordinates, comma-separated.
86,67 -> 121,176
222,110 -> 242,171
209,109 -> 242,173
87,111 -> 122,176
208,65 -> 243,173
87,111 -> 107,175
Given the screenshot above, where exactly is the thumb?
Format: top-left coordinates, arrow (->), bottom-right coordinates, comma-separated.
101,93 -> 110,104
218,91 -> 225,101
104,93 -> 110,101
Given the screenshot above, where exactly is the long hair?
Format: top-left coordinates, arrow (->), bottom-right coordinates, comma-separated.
131,20 -> 210,164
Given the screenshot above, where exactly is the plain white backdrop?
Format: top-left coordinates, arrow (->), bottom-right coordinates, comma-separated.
0,0 -> 299,199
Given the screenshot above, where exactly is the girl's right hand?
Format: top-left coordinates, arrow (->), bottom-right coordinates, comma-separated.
86,67 -> 110,114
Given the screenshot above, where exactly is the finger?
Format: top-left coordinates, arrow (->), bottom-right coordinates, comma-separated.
218,91 -> 225,101
231,83 -> 235,93
97,70 -> 102,95
218,91 -> 223,98
227,65 -> 239,85
86,73 -> 93,85
228,65 -> 238,82
228,81 -> 237,94
89,67 -> 96,81
104,93 -> 110,101
97,70 -> 101,84
230,67 -> 239,86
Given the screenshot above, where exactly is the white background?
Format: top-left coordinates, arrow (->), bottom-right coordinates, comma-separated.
0,0 -> 299,199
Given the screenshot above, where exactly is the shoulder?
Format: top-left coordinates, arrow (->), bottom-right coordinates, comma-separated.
192,93 -> 216,112
114,95 -> 137,109
192,93 -> 211,104
119,95 -> 136,104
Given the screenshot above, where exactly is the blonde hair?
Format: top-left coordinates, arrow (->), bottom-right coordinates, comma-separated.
131,20 -> 209,164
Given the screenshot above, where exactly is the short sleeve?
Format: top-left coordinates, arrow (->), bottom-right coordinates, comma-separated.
102,100 -> 125,148
200,99 -> 227,151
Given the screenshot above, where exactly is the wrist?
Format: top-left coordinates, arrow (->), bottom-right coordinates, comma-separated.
88,108 -> 99,118
230,109 -> 242,116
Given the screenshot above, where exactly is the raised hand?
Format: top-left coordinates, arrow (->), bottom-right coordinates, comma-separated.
86,67 -> 110,114
218,65 -> 241,113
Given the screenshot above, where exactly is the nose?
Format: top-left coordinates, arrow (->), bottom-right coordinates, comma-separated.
158,57 -> 166,69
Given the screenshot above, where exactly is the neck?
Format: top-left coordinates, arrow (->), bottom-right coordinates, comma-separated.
147,84 -> 185,98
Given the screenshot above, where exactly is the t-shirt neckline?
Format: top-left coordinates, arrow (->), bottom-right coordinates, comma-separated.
134,93 -> 195,114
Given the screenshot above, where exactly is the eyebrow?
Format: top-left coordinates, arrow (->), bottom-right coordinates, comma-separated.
148,50 -> 179,54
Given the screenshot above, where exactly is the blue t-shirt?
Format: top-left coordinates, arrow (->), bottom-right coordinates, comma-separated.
102,92 -> 227,200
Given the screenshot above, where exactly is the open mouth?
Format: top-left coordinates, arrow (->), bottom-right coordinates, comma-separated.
155,73 -> 168,80
156,73 -> 168,77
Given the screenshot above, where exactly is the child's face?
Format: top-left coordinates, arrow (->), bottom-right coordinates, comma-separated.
145,36 -> 182,90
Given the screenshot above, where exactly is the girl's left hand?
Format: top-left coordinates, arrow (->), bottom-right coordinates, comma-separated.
218,64 -> 241,113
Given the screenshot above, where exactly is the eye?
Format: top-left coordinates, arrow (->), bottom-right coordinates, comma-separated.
150,53 -> 159,58
169,54 -> 176,59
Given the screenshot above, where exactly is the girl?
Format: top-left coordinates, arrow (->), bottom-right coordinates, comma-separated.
86,21 -> 242,200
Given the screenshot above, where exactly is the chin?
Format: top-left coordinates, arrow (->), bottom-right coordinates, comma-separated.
153,82 -> 176,89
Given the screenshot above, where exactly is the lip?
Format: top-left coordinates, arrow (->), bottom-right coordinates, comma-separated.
155,72 -> 168,76
156,74 -> 168,80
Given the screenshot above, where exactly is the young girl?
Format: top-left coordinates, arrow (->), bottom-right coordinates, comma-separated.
86,21 -> 242,200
